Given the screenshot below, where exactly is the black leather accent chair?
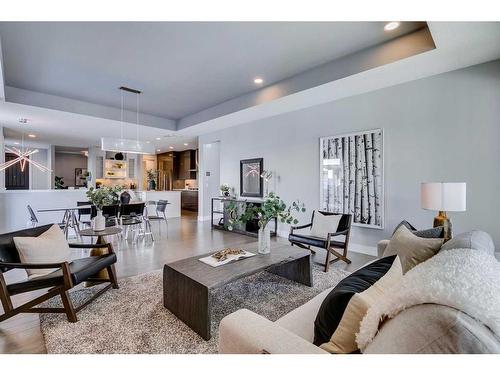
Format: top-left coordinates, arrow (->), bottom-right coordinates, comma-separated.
289,211 -> 352,272
0,224 -> 119,323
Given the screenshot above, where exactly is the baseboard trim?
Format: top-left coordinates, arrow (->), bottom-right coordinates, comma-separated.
276,230 -> 377,257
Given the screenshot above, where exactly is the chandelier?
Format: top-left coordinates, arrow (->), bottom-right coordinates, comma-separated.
0,120 -> 52,172
101,86 -> 155,155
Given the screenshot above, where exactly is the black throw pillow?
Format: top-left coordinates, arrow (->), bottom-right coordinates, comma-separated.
313,255 -> 396,349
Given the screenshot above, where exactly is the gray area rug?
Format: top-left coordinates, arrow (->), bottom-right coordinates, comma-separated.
40,264 -> 350,353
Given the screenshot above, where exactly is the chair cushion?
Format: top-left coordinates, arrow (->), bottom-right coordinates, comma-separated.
384,225 -> 444,274
313,255 -> 398,353
289,234 -> 346,249
6,253 -> 117,295
311,212 -> 341,238
13,225 -> 71,278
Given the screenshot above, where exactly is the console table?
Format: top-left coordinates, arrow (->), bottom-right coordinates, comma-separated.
211,197 -> 277,238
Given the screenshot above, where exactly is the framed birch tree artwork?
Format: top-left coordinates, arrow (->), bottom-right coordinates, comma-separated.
319,129 -> 384,229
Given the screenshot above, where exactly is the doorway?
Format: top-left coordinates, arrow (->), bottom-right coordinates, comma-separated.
5,152 -> 30,190
201,141 -> 220,220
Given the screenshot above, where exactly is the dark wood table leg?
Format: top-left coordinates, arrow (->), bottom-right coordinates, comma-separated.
268,254 -> 313,287
163,265 -> 211,340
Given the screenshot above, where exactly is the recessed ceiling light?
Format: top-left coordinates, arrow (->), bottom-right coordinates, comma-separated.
28,134 -> 36,138
183,143 -> 188,146
169,146 -> 174,149
13,142 -> 20,145
146,141 -> 150,144
384,21 -> 400,31
156,137 -> 161,140
156,149 -> 161,152
253,77 -> 264,85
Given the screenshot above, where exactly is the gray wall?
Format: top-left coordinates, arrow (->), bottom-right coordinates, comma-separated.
54,152 -> 88,188
199,59 -> 500,252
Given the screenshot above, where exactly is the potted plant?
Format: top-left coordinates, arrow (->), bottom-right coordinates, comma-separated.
227,192 -> 305,254
86,186 -> 123,231
147,169 -> 157,191
220,183 -> 232,197
55,176 -> 65,189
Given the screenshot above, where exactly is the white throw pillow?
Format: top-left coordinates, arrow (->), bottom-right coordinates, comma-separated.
310,212 -> 342,238
13,224 -> 71,278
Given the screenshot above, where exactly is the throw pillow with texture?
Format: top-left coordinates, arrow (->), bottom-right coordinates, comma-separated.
310,212 -> 342,238
392,220 -> 444,239
384,225 -> 444,274
13,224 -> 71,278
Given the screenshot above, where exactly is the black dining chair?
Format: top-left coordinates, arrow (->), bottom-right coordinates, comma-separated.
289,211 -> 352,272
120,203 -> 146,242
120,191 -> 131,204
77,201 -> 92,228
91,204 -> 120,227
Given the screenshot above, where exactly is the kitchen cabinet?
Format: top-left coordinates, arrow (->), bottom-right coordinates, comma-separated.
181,190 -> 198,211
173,149 -> 197,180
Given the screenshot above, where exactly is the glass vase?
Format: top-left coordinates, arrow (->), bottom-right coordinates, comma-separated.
258,225 -> 271,254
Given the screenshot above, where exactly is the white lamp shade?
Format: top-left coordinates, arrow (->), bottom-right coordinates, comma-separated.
421,182 -> 466,212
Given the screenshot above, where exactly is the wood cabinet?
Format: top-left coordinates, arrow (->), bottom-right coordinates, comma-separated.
173,149 -> 197,180
181,190 -> 198,211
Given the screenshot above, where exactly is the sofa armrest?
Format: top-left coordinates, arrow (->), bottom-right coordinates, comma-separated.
377,239 -> 390,258
219,309 -> 328,354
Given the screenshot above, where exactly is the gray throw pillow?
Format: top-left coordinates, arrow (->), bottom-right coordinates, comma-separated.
393,220 -> 444,239
384,225 -> 444,274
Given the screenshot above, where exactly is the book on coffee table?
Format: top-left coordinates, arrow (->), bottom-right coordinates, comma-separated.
198,250 -> 256,267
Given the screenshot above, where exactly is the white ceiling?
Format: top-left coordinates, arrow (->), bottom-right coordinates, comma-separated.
0,21 -> 425,120
0,101 -> 197,152
1,22 -> 499,153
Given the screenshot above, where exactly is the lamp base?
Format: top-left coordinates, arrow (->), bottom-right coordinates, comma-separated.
433,211 -> 452,242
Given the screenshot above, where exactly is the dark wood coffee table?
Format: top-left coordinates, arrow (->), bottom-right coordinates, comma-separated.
163,242 -> 312,340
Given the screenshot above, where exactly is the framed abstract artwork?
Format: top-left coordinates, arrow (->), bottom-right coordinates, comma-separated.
240,158 -> 263,198
319,129 -> 384,229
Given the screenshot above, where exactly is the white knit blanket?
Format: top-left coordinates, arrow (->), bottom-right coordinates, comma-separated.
356,248 -> 500,351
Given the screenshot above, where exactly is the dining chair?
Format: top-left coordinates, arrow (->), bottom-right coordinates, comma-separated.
119,203 -> 146,242
147,200 -> 169,237
77,201 -> 92,229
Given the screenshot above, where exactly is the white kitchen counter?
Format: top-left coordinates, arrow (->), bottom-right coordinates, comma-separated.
0,189 -> 181,234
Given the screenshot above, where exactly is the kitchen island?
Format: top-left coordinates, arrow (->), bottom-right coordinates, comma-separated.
0,189 -> 181,234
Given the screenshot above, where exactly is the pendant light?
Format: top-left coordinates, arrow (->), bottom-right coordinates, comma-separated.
0,119 -> 52,172
101,86 -> 155,154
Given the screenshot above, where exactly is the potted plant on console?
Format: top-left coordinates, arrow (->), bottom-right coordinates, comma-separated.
227,192 -> 305,254
86,186 -> 123,231
147,169 -> 157,191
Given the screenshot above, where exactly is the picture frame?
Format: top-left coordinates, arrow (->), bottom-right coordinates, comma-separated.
240,158 -> 264,198
319,129 -> 384,229
75,167 -> 88,187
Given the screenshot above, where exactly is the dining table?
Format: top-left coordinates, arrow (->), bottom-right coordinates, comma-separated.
37,205 -> 92,239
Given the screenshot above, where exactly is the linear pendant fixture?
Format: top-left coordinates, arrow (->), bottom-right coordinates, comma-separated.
101,86 -> 155,155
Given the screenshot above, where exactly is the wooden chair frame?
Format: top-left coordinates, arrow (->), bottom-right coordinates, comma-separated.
0,243 -> 118,323
289,211 -> 352,272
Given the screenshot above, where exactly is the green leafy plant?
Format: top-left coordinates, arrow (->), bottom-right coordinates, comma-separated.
55,176 -> 65,189
146,169 -> 157,182
86,186 -> 123,210
227,192 -> 305,231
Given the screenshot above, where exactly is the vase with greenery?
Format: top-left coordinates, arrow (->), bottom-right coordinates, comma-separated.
220,183 -> 232,197
227,192 -> 306,254
86,186 -> 123,231
147,169 -> 157,191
